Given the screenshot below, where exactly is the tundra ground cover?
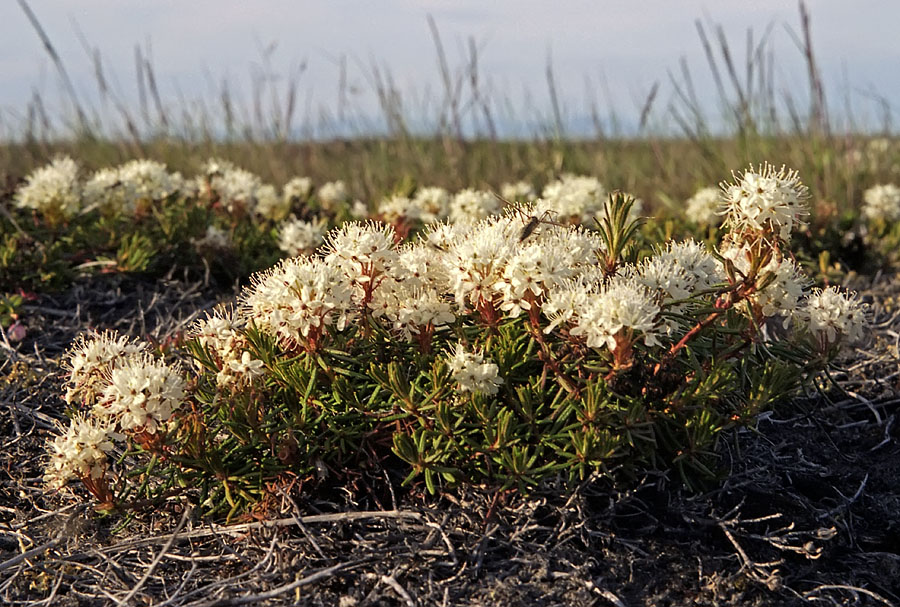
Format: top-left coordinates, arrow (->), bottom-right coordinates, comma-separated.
2,142 -> 900,605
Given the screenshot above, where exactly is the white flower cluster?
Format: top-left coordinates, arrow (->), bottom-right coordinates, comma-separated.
192,307 -> 265,388
377,194 -> 417,222
47,330 -> 187,491
862,184 -> 900,223
15,156 -> 82,220
553,275 -> 662,352
685,186 -> 722,227
538,174 -> 607,224
370,278 -> 455,340
799,287 -> 867,351
446,343 -> 503,395
118,159 -> 184,202
83,167 -> 136,215
721,163 -> 809,240
243,255 -> 355,347
284,176 -> 314,202
318,180 -> 349,209
413,187 -> 451,223
449,189 -> 503,224
501,180 -> 537,202
96,356 -> 187,433
323,221 -> 398,289
628,240 -> 724,335
719,242 -> 810,325
44,414 -> 116,490
206,164 -> 289,221
278,216 -> 328,256
64,331 -> 148,405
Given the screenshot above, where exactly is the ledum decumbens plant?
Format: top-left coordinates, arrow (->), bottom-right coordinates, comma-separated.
45,164 -> 866,520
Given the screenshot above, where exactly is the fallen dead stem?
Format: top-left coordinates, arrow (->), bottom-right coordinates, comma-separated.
0,272 -> 898,605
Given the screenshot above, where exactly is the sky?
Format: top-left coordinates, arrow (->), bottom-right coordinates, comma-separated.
1,1 -> 898,138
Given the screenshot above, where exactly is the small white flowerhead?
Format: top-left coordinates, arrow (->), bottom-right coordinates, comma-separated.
15,156 -> 82,221
201,157 -> 236,178
442,215 -> 519,312
44,414 -> 116,490
500,181 -> 537,203
322,221 -> 398,288
117,159 -> 183,202
318,180 -> 349,209
569,274 -> 663,352
720,163 -> 809,241
95,355 -> 187,434
369,278 -> 455,341
539,174 -> 606,224
278,216 -> 328,257
862,184 -> 900,223
64,331 -> 148,406
255,183 -> 291,221
446,342 -> 503,395
449,189 -> 503,224
212,166 -> 263,215
84,167 -> 139,215
799,287 -> 867,353
685,186 -> 723,227
191,306 -> 261,388
412,187 -> 451,223
377,194 -> 419,223
718,241 -> 811,327
242,255 -> 355,349
283,176 -> 314,203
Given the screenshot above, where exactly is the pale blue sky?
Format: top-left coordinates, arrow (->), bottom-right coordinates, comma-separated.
1,1 -> 898,137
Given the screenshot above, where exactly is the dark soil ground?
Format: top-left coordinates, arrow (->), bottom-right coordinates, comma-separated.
1,269 -> 899,606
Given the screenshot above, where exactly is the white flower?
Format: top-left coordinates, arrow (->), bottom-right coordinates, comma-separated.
255,183 -> 291,221
284,176 -> 313,202
685,186 -> 722,227
278,216 -> 328,256
446,343 -> 503,395
226,351 -> 266,381
64,331 -> 148,405
412,187 -> 451,223
15,156 -> 82,220
201,157 -> 236,177
377,195 -> 418,222
561,274 -> 662,352
322,221 -> 398,291
212,167 -> 262,215
350,200 -> 369,219
862,184 -> 900,223
501,181 -> 537,202
442,216 -> 518,311
192,307 -> 245,361
118,159 -> 183,201
369,279 -> 455,340
720,163 -> 809,240
318,180 -> 349,209
242,256 -> 355,347
539,174 -> 606,224
718,242 -> 810,325
799,287 -> 867,350
542,275 -> 596,334
393,242 -> 449,290
84,167 -> 139,215
496,221 -> 603,316
96,356 -> 186,434
449,189 -> 503,224
44,414 -> 116,490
